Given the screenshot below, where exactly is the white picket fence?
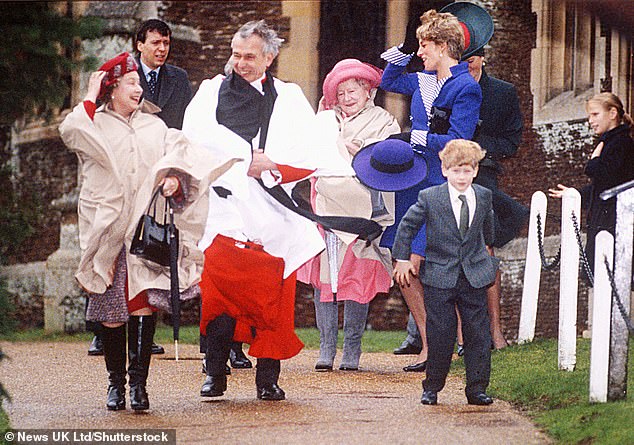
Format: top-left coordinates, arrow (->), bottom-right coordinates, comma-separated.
518,182 -> 633,403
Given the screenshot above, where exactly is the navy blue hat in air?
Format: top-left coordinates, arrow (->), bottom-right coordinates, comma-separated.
441,2 -> 494,60
352,139 -> 427,192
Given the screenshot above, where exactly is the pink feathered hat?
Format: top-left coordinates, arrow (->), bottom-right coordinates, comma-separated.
322,59 -> 383,109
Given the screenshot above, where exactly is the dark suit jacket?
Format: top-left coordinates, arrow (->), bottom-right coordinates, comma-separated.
474,69 -> 528,247
475,69 -> 522,182
392,183 -> 499,289
138,62 -> 192,129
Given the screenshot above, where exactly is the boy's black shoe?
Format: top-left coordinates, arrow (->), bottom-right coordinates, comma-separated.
466,392 -> 493,405
421,390 -> 438,405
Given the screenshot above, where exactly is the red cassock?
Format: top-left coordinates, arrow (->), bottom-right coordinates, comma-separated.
199,234 -> 304,360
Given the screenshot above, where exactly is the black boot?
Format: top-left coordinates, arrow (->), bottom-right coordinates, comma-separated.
102,324 -> 126,411
87,321 -> 104,356
127,314 -> 156,411
88,335 -> 104,356
256,358 -> 285,401
201,314 -> 235,397
229,342 -> 253,369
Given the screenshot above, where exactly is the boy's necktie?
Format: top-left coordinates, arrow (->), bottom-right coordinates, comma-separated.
459,194 -> 469,237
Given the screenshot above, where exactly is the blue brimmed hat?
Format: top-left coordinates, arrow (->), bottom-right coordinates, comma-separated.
352,139 -> 427,192
440,2 -> 494,60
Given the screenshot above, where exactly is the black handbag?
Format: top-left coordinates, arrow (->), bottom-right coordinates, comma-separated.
130,187 -> 178,266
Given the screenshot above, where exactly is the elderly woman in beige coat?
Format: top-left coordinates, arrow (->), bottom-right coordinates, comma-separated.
298,59 -> 400,371
59,52 -> 235,412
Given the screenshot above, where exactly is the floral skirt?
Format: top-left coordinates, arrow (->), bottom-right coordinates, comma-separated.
86,248 -> 154,323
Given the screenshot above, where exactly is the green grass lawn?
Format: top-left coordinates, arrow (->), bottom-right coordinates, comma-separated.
1,327 -> 632,444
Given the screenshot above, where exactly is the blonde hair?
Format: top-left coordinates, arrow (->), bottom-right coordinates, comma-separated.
586,92 -> 634,138
439,139 -> 486,169
416,10 -> 465,61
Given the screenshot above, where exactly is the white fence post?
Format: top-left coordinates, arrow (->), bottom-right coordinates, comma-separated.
589,231 -> 613,403
558,188 -> 581,371
518,191 -> 547,344
608,187 -> 633,401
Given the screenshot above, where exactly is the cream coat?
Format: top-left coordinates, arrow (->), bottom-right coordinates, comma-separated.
315,102 -> 400,240
59,100 -> 238,297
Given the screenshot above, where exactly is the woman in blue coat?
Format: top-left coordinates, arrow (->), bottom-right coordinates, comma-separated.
378,8 -> 483,371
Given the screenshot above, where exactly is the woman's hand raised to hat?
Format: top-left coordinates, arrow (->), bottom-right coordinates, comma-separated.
401,8 -> 424,54
85,71 -> 107,103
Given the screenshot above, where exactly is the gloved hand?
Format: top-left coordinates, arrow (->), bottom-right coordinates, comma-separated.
400,9 -> 423,54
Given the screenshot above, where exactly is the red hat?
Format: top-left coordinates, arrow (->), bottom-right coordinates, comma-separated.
98,52 -> 138,99
322,59 -> 383,109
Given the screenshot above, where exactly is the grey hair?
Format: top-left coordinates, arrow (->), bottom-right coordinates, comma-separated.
232,20 -> 284,58
224,58 -> 233,76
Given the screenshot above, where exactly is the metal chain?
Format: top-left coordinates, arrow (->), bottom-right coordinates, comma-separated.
603,255 -> 634,336
536,213 -> 561,270
571,211 -> 595,285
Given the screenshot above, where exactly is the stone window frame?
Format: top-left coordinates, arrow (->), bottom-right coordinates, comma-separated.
531,0 -> 633,125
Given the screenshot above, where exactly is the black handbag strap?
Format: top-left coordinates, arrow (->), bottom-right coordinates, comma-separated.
146,187 -> 174,224
256,179 -> 383,242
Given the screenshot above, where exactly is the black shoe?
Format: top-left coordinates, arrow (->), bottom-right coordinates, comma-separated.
151,342 -> 165,355
88,336 -> 104,356
421,390 -> 438,405
129,384 -> 149,411
403,361 -> 426,372
257,384 -> 285,401
201,375 -> 227,397
315,362 -> 333,372
393,342 -> 422,355
457,344 -> 465,357
466,392 -> 493,406
229,345 -> 253,369
106,384 -> 125,411
339,365 -> 358,371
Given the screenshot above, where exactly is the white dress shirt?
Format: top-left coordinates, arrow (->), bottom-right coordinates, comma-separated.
139,60 -> 161,84
447,182 -> 476,229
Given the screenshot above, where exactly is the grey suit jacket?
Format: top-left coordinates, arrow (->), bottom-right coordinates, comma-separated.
392,183 -> 499,289
138,62 -> 192,129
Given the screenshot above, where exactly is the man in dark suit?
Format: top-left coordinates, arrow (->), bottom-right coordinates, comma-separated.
392,139 -> 499,406
135,19 -> 192,130
466,50 -> 528,349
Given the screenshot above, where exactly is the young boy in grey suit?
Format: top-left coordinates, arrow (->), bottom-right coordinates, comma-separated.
392,139 -> 499,406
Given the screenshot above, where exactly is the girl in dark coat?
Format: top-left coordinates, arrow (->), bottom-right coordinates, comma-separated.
549,92 -> 634,278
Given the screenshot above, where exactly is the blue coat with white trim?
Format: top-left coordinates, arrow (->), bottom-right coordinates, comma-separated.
379,60 -> 482,255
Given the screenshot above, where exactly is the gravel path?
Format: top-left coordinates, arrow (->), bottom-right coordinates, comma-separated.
1,341 -> 551,444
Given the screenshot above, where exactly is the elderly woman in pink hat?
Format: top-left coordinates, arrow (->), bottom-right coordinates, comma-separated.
298,59 -> 400,371
59,53 -> 234,412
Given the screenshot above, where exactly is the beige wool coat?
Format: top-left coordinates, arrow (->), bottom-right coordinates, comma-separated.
312,101 -> 401,290
59,100 -> 238,298
315,101 -> 401,244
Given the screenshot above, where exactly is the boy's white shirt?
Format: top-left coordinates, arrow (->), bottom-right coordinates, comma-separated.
447,182 -> 476,227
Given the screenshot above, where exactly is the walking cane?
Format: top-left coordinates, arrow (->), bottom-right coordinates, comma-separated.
325,231 -> 339,305
167,198 -> 180,361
